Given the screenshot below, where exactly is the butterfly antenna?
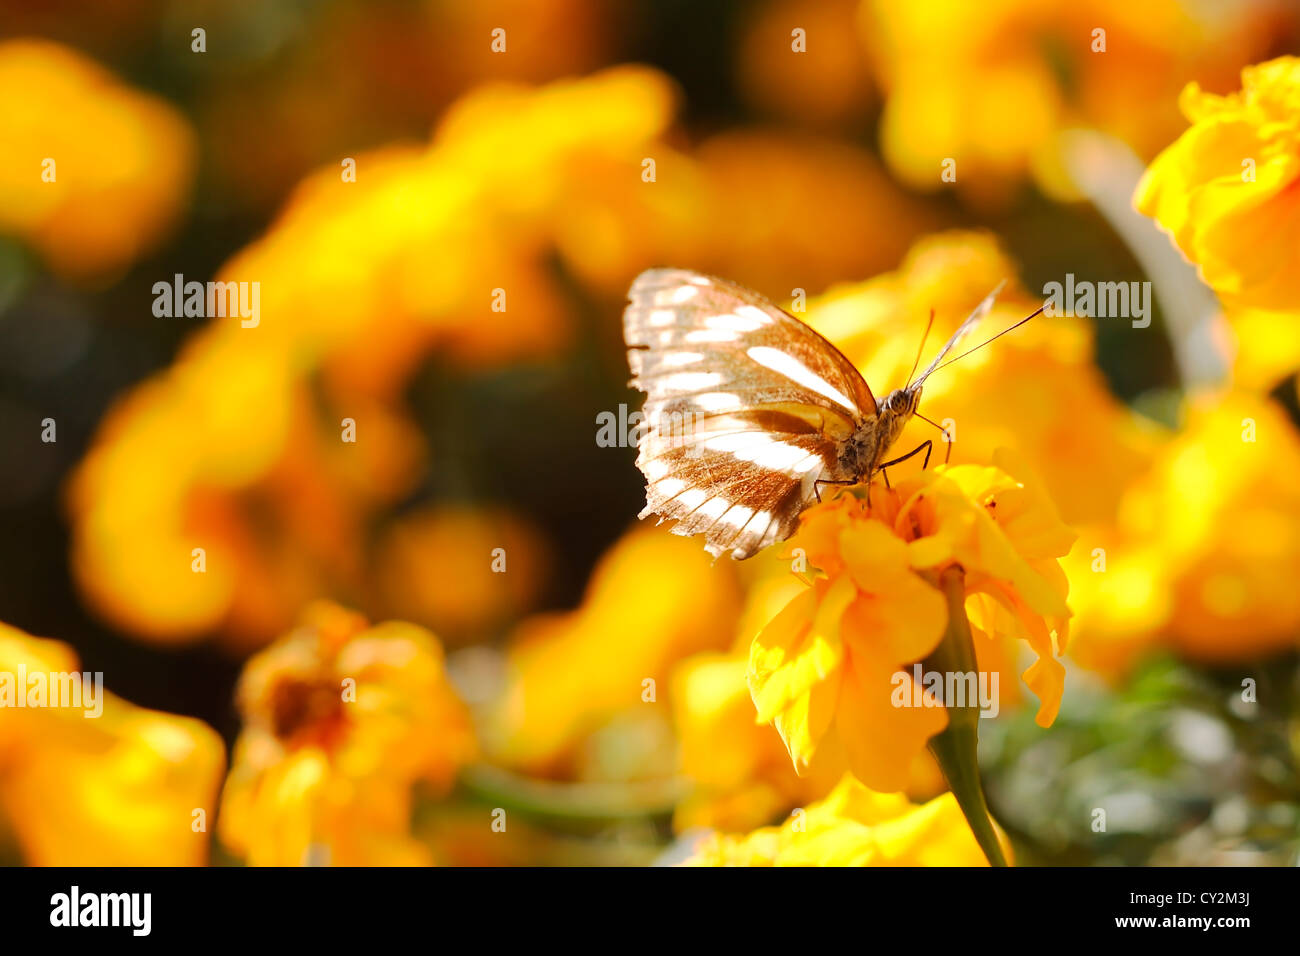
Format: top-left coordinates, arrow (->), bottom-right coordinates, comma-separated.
922,303 -> 1046,379
905,308 -> 936,389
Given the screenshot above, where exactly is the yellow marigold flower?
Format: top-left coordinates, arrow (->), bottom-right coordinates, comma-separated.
67,66 -> 674,646
688,130 -> 939,296
0,622 -> 224,865
749,451 -> 1073,792
672,651 -> 842,832
804,231 -> 1159,526
863,0 -> 1281,201
218,602 -> 476,866
0,39 -> 194,278
1061,531 -> 1174,678
488,526 -> 741,774
673,568 -> 946,831
1225,307 -> 1300,390
553,127 -> 936,301
684,773 -> 1011,866
1135,56 -> 1300,311
1070,392 -> 1300,673
370,504 -> 548,644
672,645 -> 945,832
735,0 -> 875,127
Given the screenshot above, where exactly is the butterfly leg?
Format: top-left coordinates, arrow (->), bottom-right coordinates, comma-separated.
939,423 -> 954,464
813,478 -> 855,503
879,439 -> 934,473
915,413 -> 954,465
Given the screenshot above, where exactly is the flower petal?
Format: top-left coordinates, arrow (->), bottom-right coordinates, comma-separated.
833,648 -> 947,792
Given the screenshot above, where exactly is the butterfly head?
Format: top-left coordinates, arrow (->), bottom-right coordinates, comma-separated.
853,386 -> 923,478
882,386 -> 922,419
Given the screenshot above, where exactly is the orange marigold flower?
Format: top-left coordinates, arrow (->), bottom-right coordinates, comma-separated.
218,602 -> 476,866
864,0 -> 1283,202
734,0 -> 875,128
672,644 -> 945,833
0,622 -> 224,865
687,130 -> 939,297
1135,56 -> 1300,312
683,773 -> 1011,866
672,650 -> 843,832
0,39 -> 194,278
488,526 -> 741,775
1069,391 -> 1300,674
749,451 -> 1073,792
65,66 -> 680,648
1225,307 -> 1300,390
370,504 -> 549,645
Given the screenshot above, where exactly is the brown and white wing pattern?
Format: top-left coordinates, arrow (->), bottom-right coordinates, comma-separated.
623,268 -> 876,560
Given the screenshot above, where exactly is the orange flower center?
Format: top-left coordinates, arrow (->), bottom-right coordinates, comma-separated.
269,676 -> 347,749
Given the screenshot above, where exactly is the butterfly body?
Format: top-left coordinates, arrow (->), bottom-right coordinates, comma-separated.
622,269 -> 1006,560
836,386 -> 923,481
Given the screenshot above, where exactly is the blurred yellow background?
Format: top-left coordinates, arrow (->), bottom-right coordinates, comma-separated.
0,0 -> 1298,866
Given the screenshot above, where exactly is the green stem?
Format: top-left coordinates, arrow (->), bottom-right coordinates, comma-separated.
924,566 -> 1009,867
457,764 -> 688,822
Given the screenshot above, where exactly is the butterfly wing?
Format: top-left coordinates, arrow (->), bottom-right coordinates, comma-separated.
911,281 -> 1006,387
623,268 -> 876,559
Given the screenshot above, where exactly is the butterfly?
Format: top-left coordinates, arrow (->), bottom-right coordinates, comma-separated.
622,268 -> 1041,560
